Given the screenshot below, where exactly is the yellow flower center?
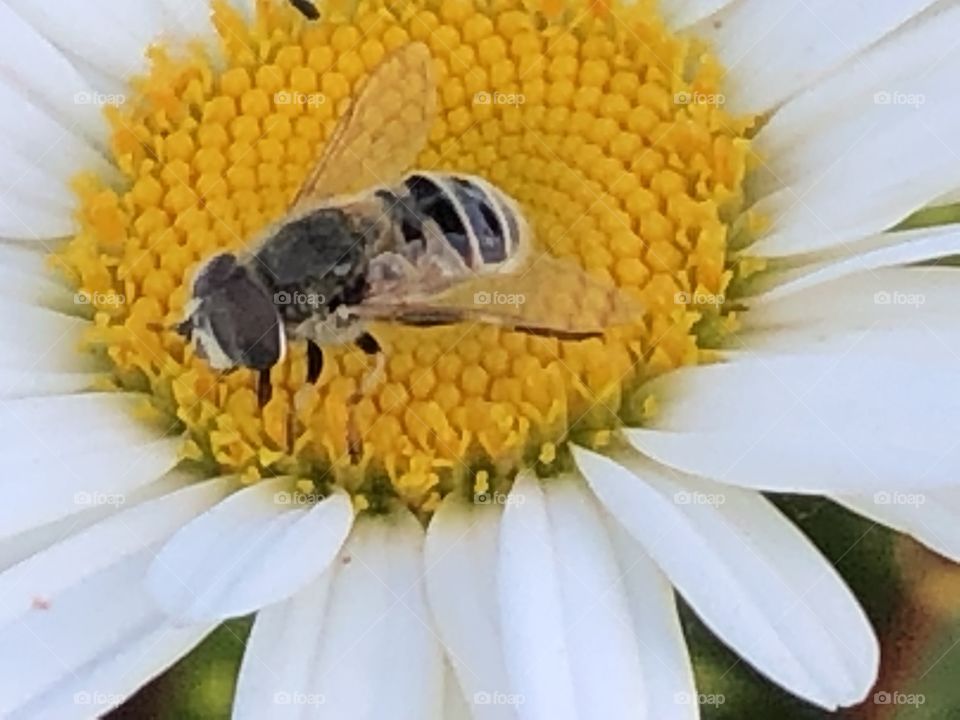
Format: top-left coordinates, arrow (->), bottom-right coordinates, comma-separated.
58,0 -> 754,513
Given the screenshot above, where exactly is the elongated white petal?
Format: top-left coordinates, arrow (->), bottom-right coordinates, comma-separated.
0,4 -> 106,148
10,622 -> 213,720
606,516 -> 700,720
233,573 -> 334,720
0,479 -> 224,717
424,495 -> 517,720
756,2 -> 960,174
752,225 -> 960,303
0,264 -> 77,316
0,394 -> 180,538
0,470 -> 191,573
445,667 -> 474,720
310,511 -> 444,720
661,0 -> 732,29
605,520 -> 697,720
147,478 -> 353,623
693,0 -> 936,115
499,473 -> 648,720
747,6 -> 960,256
0,195 -> 75,239
835,491 -> 960,564
0,302 -> 97,372
576,447 -> 878,710
543,479 -> 647,720
627,347 -> 960,493
0,478 -> 229,628
0,369 -> 95,398
498,474 -> 578,720
7,0 -> 170,80
0,77 -> 116,183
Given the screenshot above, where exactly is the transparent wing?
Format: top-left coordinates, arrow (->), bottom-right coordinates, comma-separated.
290,42 -> 436,211
352,255 -> 643,338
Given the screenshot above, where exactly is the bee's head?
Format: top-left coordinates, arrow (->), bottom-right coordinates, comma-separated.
177,253 -> 285,371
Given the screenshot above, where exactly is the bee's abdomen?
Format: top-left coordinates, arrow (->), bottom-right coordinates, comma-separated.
400,172 -> 522,272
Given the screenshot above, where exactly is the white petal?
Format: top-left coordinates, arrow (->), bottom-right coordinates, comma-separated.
0,369 -> 95,398
756,2 -> 960,175
0,302 -> 96,372
835,490 -> 960,564
10,622 -> 213,720
7,0 -> 170,81
424,495 -> 517,720
661,0 -> 732,29
0,77 -> 116,184
147,478 -> 353,623
445,667 -> 474,720
0,470 -> 190,572
498,474 -> 578,720
752,225 -> 960,303
626,349 -> 960,492
0,478 -> 229,628
692,0 -> 936,115
0,394 -> 181,538
604,521 -> 698,720
0,257 -> 77,315
233,573 -> 334,720
310,511 -> 444,720
747,5 -> 960,256
543,479 -> 647,720
498,474 -> 649,720
0,492 -> 218,720
0,3 -> 107,148
0,143 -> 74,211
0,194 -> 75,239
576,447 -> 878,710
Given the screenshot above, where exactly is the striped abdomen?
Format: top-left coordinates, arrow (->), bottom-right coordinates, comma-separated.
381,172 -> 526,273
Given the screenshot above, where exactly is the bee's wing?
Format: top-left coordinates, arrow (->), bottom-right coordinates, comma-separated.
289,42 -> 436,211
352,255 -> 643,338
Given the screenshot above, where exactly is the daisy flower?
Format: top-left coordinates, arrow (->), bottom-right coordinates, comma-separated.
1,0 -> 959,717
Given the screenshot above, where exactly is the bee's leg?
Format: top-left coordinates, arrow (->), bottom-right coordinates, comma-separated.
306,340 -> 324,384
257,368 -> 273,407
355,331 -> 380,355
346,332 -> 383,461
355,332 -> 386,395
289,0 -> 321,19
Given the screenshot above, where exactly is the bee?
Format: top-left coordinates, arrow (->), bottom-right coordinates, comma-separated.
174,43 -> 637,446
